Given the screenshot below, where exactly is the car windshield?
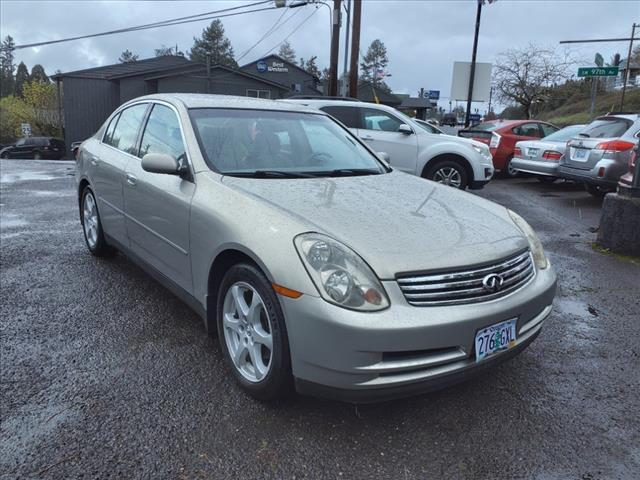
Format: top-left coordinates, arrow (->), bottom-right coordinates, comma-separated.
190,108 -> 387,177
580,118 -> 632,138
542,125 -> 585,142
414,120 -> 443,134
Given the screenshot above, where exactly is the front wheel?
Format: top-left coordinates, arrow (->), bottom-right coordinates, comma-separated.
425,160 -> 468,189
217,263 -> 292,401
0,151 -> 9,159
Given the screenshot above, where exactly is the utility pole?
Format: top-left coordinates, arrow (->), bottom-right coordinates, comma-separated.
328,0 -> 342,96
620,23 -> 637,111
464,0 -> 483,128
348,0 -> 361,98
342,0 -> 351,96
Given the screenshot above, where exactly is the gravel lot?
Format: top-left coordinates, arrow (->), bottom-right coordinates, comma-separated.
1,160 -> 639,479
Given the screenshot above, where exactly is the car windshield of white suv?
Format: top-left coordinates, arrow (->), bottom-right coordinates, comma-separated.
190,109 -> 388,178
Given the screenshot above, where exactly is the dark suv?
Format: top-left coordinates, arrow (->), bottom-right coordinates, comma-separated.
0,137 -> 66,160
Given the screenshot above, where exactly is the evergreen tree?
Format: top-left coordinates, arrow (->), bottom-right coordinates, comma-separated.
189,19 -> 237,67
118,49 -> 139,63
303,56 -> 321,79
277,40 -> 296,63
0,35 -> 16,97
154,45 -> 184,57
360,39 -> 390,92
14,61 -> 29,97
30,64 -> 49,83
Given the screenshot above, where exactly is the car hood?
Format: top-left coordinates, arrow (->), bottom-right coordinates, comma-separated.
220,171 -> 528,279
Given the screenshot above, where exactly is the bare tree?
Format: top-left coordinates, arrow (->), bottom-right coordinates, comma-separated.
493,44 -> 575,119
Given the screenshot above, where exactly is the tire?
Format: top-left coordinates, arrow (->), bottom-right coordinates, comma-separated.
425,160 -> 468,189
0,151 -> 9,159
537,176 -> 557,184
217,263 -> 292,401
585,183 -> 613,198
80,186 -> 114,257
33,151 -> 42,160
501,157 -> 519,178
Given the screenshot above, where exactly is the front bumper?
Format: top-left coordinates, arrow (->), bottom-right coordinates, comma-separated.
281,266 -> 557,402
511,157 -> 559,177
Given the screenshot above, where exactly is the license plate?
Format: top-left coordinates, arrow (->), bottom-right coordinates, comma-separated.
527,148 -> 539,158
572,148 -> 589,161
475,319 -> 517,362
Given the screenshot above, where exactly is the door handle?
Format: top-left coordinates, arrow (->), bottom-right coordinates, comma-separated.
126,174 -> 137,186
89,155 -> 100,166
361,136 -> 374,141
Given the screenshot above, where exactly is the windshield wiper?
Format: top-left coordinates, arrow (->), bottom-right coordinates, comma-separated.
223,170 -> 315,178
311,168 -> 384,177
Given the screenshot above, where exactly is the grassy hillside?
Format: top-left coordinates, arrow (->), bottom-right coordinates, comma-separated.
538,88 -> 640,126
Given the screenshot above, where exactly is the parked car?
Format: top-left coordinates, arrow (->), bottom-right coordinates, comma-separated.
441,114 -> 458,127
459,120 -> 560,177
0,136 -> 66,160
76,94 -> 556,402
413,118 -> 445,135
618,139 -> 639,195
285,99 -> 494,190
511,124 -> 586,183
559,114 -> 640,197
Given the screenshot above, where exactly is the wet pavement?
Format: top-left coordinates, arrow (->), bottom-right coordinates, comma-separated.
1,160 -> 638,479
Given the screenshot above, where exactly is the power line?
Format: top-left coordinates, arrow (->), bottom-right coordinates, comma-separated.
14,1 -> 274,50
259,6 -> 321,59
236,7 -> 302,62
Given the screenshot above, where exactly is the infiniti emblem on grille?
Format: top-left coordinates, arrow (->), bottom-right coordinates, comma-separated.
482,273 -> 504,293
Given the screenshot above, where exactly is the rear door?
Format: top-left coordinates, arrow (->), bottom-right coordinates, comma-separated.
93,103 -> 150,244
565,117 -> 634,170
356,107 -> 418,173
123,102 -> 195,293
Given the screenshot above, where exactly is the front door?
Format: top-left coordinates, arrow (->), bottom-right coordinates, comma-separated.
356,107 -> 418,173
123,103 -> 195,293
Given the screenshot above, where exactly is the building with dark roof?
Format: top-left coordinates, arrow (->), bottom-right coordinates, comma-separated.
52,55 -> 321,150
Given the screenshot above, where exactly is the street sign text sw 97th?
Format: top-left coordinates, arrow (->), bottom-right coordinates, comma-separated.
578,67 -> 619,77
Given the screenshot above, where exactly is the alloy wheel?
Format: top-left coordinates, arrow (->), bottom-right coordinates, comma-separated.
432,167 -> 462,188
222,282 -> 273,383
83,192 -> 99,249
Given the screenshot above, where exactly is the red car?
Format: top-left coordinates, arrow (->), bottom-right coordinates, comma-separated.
459,120 -> 559,177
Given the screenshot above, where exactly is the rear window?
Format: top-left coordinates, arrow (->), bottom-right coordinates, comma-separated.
469,122 -> 504,132
542,125 -> 585,142
581,118 -> 632,139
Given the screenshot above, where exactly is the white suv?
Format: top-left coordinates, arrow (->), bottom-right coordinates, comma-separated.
284,99 -> 494,189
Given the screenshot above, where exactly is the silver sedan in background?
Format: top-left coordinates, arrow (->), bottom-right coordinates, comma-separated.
511,124 -> 585,183
76,94 -> 557,402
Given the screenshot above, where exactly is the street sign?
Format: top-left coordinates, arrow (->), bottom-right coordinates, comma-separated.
428,90 -> 440,100
469,113 -> 481,123
578,67 -> 619,77
21,123 -> 31,137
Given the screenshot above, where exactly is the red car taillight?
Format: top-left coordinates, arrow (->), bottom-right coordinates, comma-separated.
514,147 -> 522,157
594,140 -> 635,152
542,150 -> 562,161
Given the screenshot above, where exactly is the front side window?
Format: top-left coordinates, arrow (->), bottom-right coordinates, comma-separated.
139,104 -> 186,162
108,103 -> 148,155
190,108 -> 386,176
15,138 -> 26,146
361,108 -> 403,132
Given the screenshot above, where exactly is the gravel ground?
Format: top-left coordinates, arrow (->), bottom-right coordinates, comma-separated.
1,160 -> 638,479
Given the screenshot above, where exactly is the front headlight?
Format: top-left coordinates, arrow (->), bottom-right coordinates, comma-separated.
294,233 -> 389,311
507,210 -> 549,269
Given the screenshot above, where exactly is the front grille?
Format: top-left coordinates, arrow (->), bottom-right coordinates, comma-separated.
397,250 -> 534,306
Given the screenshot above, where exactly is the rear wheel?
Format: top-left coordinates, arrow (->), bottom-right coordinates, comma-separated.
425,160 -> 468,189
33,151 -> 42,160
217,263 -> 292,401
502,157 -> 519,178
81,186 -> 114,257
585,183 -> 613,198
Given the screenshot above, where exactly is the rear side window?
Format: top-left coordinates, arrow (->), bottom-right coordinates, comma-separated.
320,106 -> 361,129
139,104 -> 186,161
581,118 -> 633,138
513,123 -> 541,137
108,104 -> 148,155
103,113 -> 120,147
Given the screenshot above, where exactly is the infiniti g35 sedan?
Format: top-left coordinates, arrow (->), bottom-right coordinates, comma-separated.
76,94 -> 557,402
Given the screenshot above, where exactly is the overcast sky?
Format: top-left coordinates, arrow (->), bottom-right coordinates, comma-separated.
1,0 -> 638,111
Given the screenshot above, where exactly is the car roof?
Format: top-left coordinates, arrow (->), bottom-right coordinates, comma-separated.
124,93 -> 324,115
284,98 -> 394,111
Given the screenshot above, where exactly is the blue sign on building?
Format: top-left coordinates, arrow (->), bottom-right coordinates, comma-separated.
428,90 -> 440,100
257,60 -> 268,73
469,113 -> 482,124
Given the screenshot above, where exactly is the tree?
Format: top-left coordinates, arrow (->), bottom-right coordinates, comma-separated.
14,62 -> 29,97
278,40 -> 296,63
189,19 -> 237,67
492,43 -> 574,119
154,45 -> 184,57
302,55 -> 321,79
118,49 -> 139,63
30,64 -> 49,83
0,35 -> 16,97
360,39 -> 390,92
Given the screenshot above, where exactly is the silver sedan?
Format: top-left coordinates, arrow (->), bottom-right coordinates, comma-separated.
511,125 -> 585,182
76,94 -> 557,402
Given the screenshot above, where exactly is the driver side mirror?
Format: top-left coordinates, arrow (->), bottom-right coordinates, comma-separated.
141,153 -> 186,175
398,124 -> 413,135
